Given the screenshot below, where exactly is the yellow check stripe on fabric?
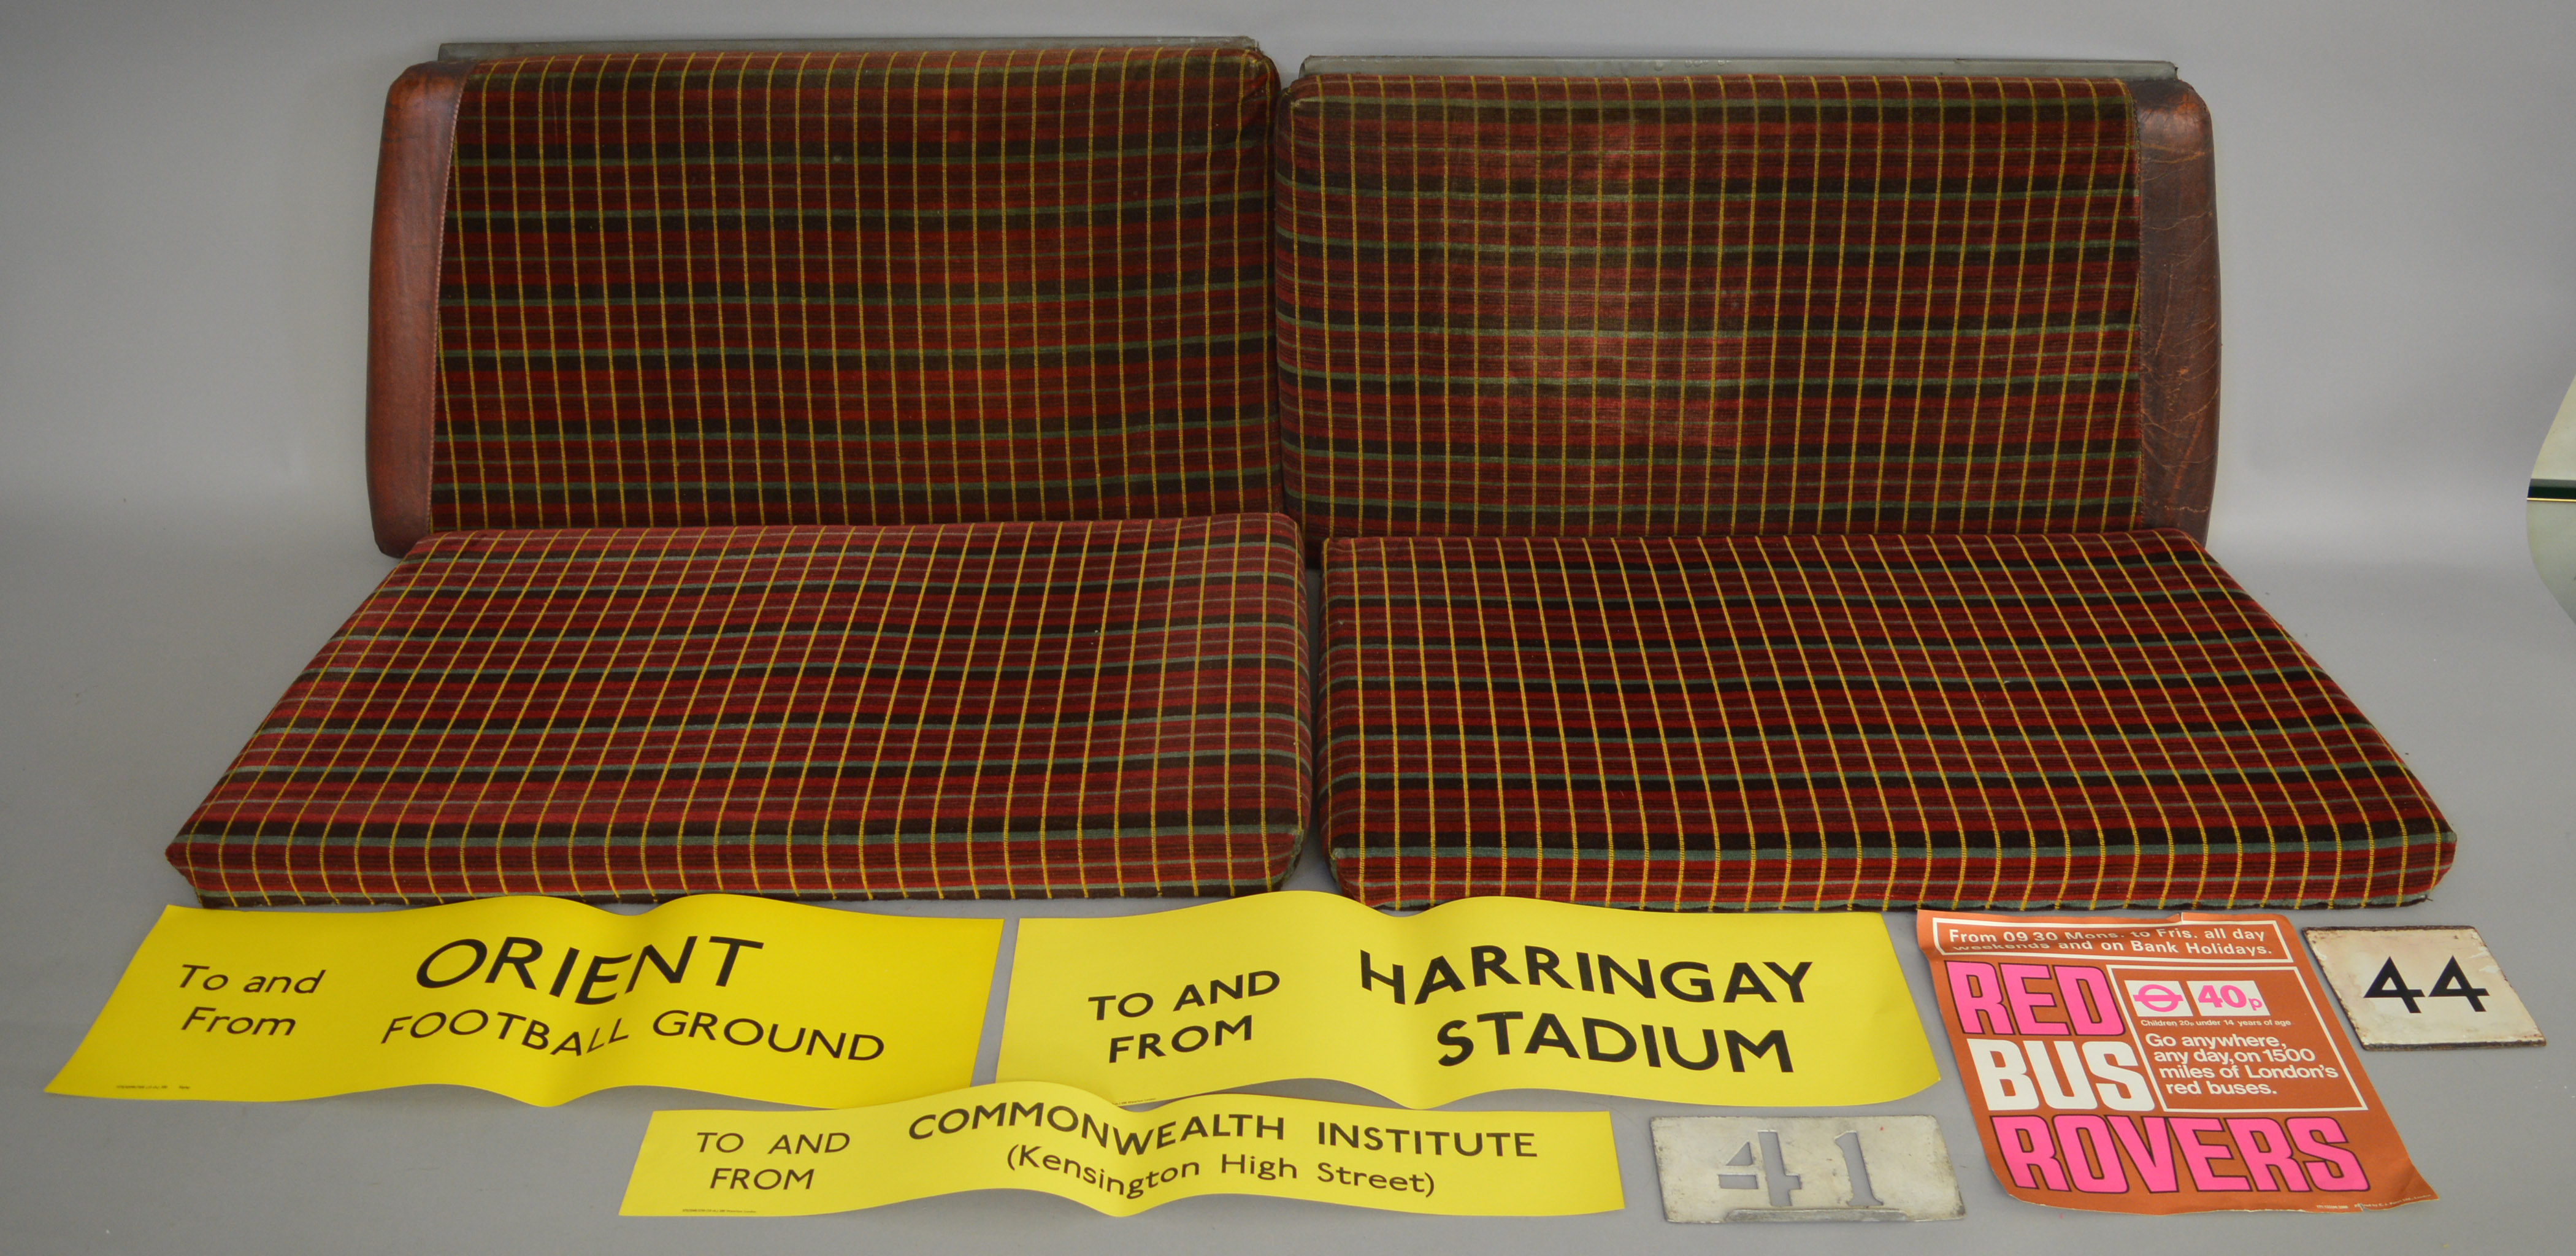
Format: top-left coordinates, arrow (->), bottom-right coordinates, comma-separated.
1277,74 -> 2142,552
168,515 -> 1309,905
1322,530 -> 2452,912
621,1081 -> 1623,1217
434,48 -> 1279,534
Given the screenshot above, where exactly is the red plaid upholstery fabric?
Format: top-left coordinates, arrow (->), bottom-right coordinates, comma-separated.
1278,75 -> 2144,552
171,515 -> 1308,905
1323,530 -> 2451,911
434,48 -> 1277,532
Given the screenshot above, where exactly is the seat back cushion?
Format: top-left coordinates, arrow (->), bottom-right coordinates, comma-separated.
1279,74 -> 2158,548
408,47 -> 1276,542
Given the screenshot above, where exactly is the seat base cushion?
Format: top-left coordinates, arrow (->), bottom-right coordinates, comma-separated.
1324,530 -> 2451,911
170,515 -> 1307,905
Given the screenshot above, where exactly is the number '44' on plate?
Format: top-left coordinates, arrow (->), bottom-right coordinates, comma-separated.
2303,927 -> 2543,1049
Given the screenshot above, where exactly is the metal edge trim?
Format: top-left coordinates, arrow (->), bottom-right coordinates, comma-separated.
440,36 -> 1260,61
1297,56 -> 2177,80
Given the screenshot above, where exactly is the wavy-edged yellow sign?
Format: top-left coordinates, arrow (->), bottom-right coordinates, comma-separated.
48,895 -> 999,1107
999,892 -> 1937,1108
620,1081 -> 1622,1217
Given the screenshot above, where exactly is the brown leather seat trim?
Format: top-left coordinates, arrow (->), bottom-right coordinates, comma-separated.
366,61 -> 469,557
2133,78 -> 2221,540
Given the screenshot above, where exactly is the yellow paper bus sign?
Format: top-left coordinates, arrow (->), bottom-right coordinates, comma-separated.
620,1081 -> 1622,1217
998,892 -> 1938,1108
48,895 -> 999,1108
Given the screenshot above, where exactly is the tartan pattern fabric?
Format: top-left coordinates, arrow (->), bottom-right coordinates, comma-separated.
432,48 -> 1277,532
1278,75 -> 2145,551
169,515 -> 1308,905
1323,530 -> 2451,911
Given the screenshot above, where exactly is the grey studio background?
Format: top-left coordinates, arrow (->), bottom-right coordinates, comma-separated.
2,1 -> 2570,1252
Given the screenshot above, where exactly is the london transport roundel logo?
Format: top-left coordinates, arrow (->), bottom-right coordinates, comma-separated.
2128,981 -> 2189,1015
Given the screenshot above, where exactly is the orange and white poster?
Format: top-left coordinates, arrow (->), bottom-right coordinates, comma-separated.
1918,912 -> 2434,1213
